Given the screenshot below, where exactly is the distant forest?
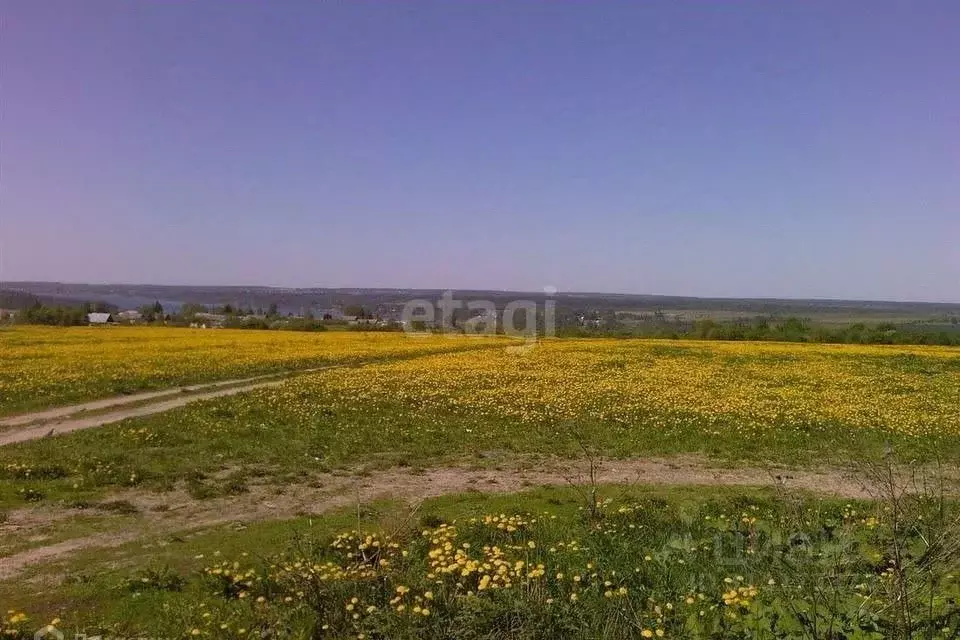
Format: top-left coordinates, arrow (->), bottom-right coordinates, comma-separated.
558,315 -> 960,346
3,284 -> 960,346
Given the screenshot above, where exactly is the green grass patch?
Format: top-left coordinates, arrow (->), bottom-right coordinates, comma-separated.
2,484 -> 957,638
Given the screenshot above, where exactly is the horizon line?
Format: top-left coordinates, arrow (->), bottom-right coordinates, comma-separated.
3,280 -> 960,307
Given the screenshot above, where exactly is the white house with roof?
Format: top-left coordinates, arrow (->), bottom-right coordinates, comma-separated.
87,312 -> 114,325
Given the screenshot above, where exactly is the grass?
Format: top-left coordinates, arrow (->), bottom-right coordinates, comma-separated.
3,332 -> 960,638
2,484 -> 957,638
1,339 -> 958,510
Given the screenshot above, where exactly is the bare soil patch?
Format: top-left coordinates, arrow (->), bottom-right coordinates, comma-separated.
1,456 -> 906,580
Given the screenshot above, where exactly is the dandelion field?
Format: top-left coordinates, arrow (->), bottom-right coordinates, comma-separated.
0,326 -> 503,415
1,328 -> 959,638
1,337 -> 959,508
270,338 -> 960,459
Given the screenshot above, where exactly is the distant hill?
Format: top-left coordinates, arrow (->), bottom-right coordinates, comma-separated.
0,288 -> 118,312
5,281 -> 960,323
0,289 -> 40,309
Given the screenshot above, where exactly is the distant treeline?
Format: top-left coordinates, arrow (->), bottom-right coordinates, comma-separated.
560,316 -> 960,346
5,292 -> 959,346
3,301 -> 116,326
0,296 -> 389,333
220,316 -> 327,332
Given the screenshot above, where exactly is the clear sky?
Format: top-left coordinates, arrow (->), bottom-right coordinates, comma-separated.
1,1 -> 957,301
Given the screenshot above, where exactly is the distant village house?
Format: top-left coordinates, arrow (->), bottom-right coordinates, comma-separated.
87,312 -> 114,325
192,312 -> 226,328
117,310 -> 143,322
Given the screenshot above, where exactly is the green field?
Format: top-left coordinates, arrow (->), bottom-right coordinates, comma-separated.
2,338 -> 958,509
1,329 -> 958,638
3,484 -> 958,639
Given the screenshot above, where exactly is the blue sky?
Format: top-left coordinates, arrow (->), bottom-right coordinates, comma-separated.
2,1 -> 957,301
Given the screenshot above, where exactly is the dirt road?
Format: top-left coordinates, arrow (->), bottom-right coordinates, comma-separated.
0,366 -> 336,446
0,457 -> 886,579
